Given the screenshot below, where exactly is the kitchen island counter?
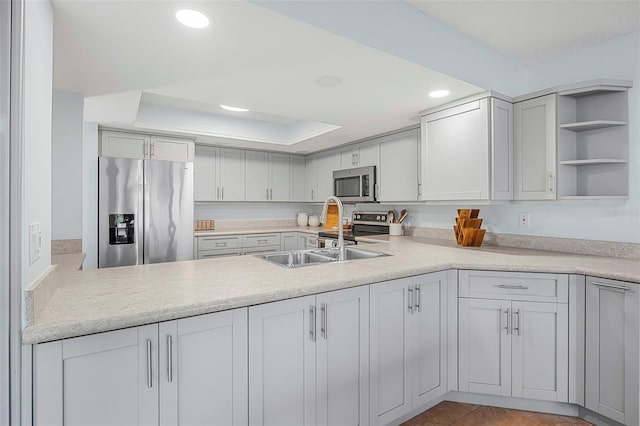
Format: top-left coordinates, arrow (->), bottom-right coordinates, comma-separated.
23,236 -> 640,344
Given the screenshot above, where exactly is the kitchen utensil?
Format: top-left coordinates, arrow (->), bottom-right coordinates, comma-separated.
457,209 -> 480,219
387,210 -> 396,224
398,209 -> 408,223
461,228 -> 486,247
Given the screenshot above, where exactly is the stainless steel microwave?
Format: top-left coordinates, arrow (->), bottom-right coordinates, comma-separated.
333,165 -> 376,203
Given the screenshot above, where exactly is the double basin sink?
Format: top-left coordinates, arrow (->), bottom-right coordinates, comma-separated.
260,247 -> 390,268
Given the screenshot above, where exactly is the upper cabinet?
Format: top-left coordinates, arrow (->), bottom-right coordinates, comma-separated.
290,155 -> 307,202
556,84 -> 630,199
100,130 -> 194,162
245,151 -> 290,202
514,94 -> 557,200
219,148 -> 246,201
420,96 -> 513,201
379,129 -> 420,202
315,151 -> 341,201
194,146 -> 220,202
339,141 -> 379,169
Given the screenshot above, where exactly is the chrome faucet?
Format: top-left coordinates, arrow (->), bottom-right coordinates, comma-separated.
320,195 -> 346,261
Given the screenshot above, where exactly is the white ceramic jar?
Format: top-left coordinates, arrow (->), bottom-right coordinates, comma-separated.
308,215 -> 320,227
297,213 -> 309,227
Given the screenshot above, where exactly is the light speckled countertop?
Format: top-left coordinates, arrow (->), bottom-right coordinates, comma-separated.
23,236 -> 640,344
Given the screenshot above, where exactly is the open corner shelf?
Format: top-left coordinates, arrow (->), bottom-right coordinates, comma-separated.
559,120 -> 627,132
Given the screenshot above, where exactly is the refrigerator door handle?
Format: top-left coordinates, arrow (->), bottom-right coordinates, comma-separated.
143,163 -> 151,264
138,181 -> 145,264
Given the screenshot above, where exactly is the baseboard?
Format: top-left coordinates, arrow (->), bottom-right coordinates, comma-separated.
384,395 -> 445,426
579,407 -> 626,426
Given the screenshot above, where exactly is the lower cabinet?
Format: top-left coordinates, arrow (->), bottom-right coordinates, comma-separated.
458,271 -> 569,403
248,286 -> 369,426
34,309 -> 248,426
369,271 -> 448,425
585,276 -> 639,425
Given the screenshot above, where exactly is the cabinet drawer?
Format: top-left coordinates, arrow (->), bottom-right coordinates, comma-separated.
242,233 -> 281,248
242,245 -> 281,256
459,270 -> 568,303
197,248 -> 242,259
197,236 -> 241,251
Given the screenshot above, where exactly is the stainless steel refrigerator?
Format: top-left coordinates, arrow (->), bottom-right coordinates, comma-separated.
98,157 -> 194,268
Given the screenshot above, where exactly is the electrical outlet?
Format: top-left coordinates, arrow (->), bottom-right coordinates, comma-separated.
519,213 -> 530,228
29,222 -> 42,264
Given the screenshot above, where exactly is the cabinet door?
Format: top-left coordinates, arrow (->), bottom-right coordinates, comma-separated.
491,98 -> 514,200
379,130 -> 419,202
459,298 -> 511,396
35,325 -> 159,426
315,151 -> 340,200
422,99 -> 489,200
357,142 -> 379,168
369,278 -> 412,425
159,309 -> 248,426
281,232 -> 299,251
194,146 -> 219,201
586,277 -> 639,425
306,155 -> 317,201
514,94 -> 557,200
245,151 -> 269,201
297,234 -> 308,250
150,136 -> 194,162
249,296 -> 316,426
100,131 -> 149,159
219,148 -> 245,201
316,286 -> 370,426
511,302 -> 568,402
410,272 -> 448,406
269,153 -> 290,201
290,155 -> 307,202
339,148 -> 357,168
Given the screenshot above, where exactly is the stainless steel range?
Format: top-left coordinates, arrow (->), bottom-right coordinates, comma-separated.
317,211 -> 390,248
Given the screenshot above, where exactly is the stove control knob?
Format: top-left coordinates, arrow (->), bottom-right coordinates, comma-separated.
355,214 -> 360,220
376,215 -> 381,220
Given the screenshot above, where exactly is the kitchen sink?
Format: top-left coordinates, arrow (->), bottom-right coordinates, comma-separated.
259,247 -> 390,268
260,250 -> 337,268
313,247 -> 390,260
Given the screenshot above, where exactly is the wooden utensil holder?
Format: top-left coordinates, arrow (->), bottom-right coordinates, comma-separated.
454,210 -> 485,247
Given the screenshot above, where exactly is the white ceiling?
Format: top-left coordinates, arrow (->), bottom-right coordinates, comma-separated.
406,0 -> 640,65
55,1 -> 640,153
53,0 -> 482,153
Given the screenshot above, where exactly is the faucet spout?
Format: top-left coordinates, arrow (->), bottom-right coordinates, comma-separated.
320,196 -> 345,261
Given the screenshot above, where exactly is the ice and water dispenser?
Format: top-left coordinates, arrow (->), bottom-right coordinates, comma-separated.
108,214 -> 135,245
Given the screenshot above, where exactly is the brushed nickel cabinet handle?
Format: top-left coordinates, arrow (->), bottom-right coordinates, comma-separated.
309,305 -> 316,342
217,187 -> 220,200
503,309 -> 510,334
512,309 -> 521,336
167,335 -> 173,383
321,303 -> 327,339
496,285 -> 529,290
146,339 -> 152,388
150,142 -> 155,158
408,286 -> 413,314
270,188 -> 273,200
414,284 -> 421,312
221,187 -> 224,200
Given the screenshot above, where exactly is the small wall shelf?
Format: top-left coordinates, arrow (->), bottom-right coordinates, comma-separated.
559,120 -> 627,132
559,159 -> 627,166
556,82 -> 630,199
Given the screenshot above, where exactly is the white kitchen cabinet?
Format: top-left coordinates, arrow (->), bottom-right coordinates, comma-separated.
378,129 -> 419,202
306,155 -> 317,202
290,155 -> 307,202
315,151 -> 340,201
585,277 -> 639,425
421,97 -> 512,201
514,94 -> 557,200
245,152 -> 290,202
557,85 -> 630,199
249,286 -> 369,426
369,271 -> 448,425
194,146 -> 220,202
219,148 -> 245,201
339,142 -> 378,168
149,136 -> 194,162
249,296 -> 317,426
281,232 -> 299,251
458,270 -> 569,403
100,131 -> 193,162
159,309 -> 248,426
35,325 -> 159,426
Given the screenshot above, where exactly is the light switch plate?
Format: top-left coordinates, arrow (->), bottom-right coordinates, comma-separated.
29,222 -> 41,264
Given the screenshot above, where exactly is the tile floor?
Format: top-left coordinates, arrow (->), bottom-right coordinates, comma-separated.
402,401 -> 593,426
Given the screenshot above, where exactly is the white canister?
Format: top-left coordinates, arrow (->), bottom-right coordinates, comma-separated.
308,215 -> 320,227
389,223 -> 403,236
297,213 -> 309,227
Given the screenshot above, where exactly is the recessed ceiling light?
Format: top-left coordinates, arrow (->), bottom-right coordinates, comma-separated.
176,9 -> 209,29
429,89 -> 450,98
220,104 -> 250,112
315,75 -> 342,87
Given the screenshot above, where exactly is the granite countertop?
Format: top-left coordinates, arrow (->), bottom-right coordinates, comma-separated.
23,236 -> 640,345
